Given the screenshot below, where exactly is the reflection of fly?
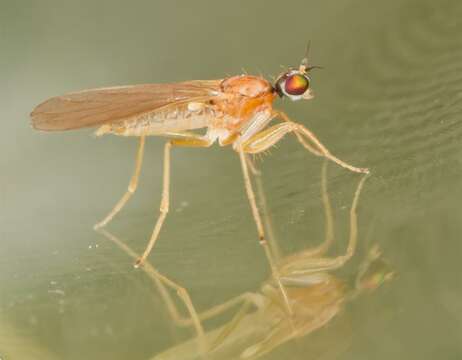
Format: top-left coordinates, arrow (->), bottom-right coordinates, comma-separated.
31,55 -> 369,269
100,163 -> 390,360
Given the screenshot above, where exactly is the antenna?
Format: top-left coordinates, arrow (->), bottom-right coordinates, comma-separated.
300,41 -> 324,72
300,41 -> 311,71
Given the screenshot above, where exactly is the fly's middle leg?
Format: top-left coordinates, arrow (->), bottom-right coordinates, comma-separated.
135,134 -> 213,268
134,140 -> 172,268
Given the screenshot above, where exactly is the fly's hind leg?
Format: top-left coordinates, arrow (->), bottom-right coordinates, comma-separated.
94,136 -> 146,230
134,133 -> 213,268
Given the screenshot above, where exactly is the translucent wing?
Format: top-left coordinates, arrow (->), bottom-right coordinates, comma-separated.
30,80 -> 222,131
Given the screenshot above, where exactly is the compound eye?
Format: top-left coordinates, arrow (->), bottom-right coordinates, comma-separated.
284,74 -> 310,96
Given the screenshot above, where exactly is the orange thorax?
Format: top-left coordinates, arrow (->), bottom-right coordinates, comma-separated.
216,75 -> 276,131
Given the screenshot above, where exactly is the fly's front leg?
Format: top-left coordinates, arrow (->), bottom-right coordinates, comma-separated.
274,111 -> 369,174
94,136 -> 146,230
134,134 -> 213,268
240,122 -> 298,154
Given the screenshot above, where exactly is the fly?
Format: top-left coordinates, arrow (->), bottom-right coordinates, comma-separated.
30,54 -> 369,275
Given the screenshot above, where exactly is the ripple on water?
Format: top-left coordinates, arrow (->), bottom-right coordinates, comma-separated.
328,0 -> 462,190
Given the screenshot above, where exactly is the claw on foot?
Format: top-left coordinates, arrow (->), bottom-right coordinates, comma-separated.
93,222 -> 103,230
134,257 -> 144,268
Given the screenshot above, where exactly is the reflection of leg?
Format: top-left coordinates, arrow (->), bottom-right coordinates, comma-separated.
293,161 -> 334,259
282,171 -> 369,274
185,292 -> 262,324
245,155 -> 281,262
210,298 -> 255,350
341,172 -> 369,266
240,320 -> 290,360
96,228 -> 207,353
94,136 -> 146,229
99,228 -> 268,354
238,147 -> 293,315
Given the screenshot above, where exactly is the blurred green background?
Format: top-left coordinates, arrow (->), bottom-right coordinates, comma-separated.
1,0 -> 462,359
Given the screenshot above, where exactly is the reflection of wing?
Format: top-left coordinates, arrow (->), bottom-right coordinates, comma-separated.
31,80 -> 223,131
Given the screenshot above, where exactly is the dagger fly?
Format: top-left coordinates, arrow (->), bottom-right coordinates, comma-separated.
30,55 -> 369,280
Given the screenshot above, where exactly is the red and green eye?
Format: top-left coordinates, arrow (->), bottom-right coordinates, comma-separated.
284,74 -> 310,95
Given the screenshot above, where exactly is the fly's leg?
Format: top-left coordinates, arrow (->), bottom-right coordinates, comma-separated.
238,146 -> 293,316
275,111 -> 369,174
243,111 -> 369,174
297,125 -> 369,174
94,136 -> 146,229
330,172 -> 369,269
134,134 -> 213,268
178,292 -> 263,325
134,140 -> 171,268
245,155 -> 282,262
245,155 -> 261,176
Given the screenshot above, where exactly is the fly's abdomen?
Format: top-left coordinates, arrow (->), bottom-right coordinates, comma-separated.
96,102 -> 218,136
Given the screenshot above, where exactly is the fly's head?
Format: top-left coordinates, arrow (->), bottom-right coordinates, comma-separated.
273,55 -> 322,101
